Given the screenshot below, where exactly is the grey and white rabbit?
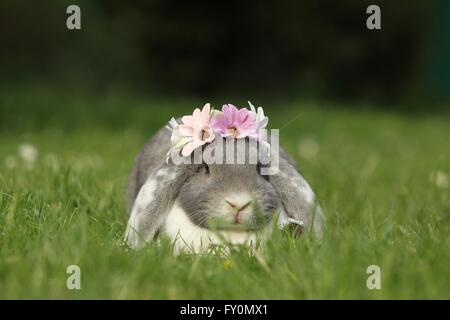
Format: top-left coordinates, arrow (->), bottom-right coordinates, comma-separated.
124,115 -> 323,253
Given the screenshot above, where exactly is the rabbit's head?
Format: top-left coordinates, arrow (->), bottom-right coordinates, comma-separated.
178,162 -> 279,231
125,129 -> 323,250
174,136 -> 279,231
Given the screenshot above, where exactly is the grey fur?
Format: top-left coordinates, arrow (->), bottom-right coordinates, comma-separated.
125,124 -> 323,248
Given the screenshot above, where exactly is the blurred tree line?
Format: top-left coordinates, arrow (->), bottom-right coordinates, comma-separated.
0,0 -> 448,105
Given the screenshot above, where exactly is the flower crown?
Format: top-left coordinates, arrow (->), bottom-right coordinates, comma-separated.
166,102 -> 269,158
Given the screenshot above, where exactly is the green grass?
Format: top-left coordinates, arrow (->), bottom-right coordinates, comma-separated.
0,88 -> 449,299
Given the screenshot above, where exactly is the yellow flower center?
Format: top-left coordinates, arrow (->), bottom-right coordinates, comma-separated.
227,127 -> 239,137
200,128 -> 211,140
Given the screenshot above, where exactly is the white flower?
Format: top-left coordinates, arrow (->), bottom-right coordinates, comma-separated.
431,170 -> 448,189
165,104 -> 216,162
165,117 -> 192,163
248,101 -> 268,130
248,101 -> 270,154
18,143 -> 38,167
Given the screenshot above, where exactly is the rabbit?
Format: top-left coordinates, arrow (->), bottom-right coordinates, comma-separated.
124,121 -> 324,253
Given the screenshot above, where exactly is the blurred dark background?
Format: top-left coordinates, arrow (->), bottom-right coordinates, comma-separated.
0,0 -> 449,107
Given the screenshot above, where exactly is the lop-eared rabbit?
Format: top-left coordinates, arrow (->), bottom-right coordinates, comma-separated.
125,115 -> 323,253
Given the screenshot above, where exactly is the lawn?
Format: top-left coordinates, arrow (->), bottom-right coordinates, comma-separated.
0,88 -> 449,299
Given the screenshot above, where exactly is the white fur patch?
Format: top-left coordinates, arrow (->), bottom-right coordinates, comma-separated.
124,178 -> 158,249
298,183 -> 314,204
163,201 -> 273,254
155,168 -> 169,178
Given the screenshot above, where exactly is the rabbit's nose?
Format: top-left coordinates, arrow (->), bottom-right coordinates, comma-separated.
224,193 -> 254,219
226,200 -> 253,212
225,193 -> 254,223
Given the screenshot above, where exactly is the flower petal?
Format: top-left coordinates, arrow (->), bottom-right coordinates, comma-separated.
169,117 -> 179,128
181,141 -> 196,157
178,124 -> 194,136
181,115 -> 194,127
200,103 -> 211,123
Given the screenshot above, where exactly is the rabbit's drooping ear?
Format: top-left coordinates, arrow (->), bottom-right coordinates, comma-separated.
270,157 -> 324,237
124,164 -> 186,249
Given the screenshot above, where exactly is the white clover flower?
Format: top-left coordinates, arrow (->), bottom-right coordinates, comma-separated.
18,143 -> 38,167
431,170 -> 448,189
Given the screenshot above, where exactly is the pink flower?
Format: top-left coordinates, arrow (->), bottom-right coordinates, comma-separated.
210,104 -> 257,139
166,101 -> 270,160
174,103 -> 215,157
